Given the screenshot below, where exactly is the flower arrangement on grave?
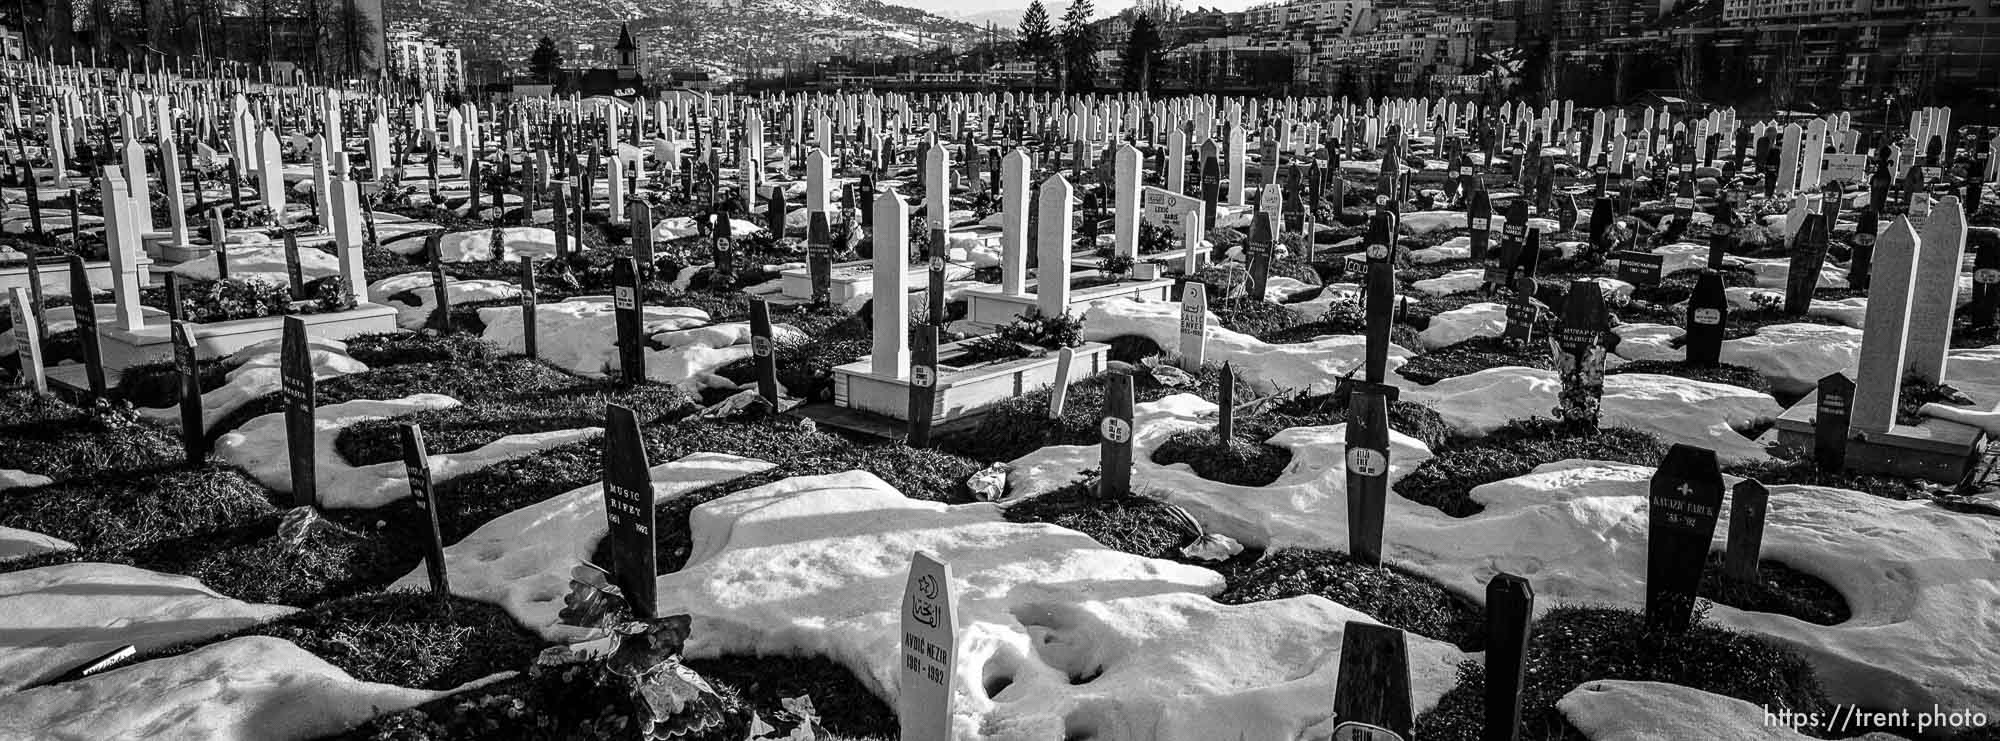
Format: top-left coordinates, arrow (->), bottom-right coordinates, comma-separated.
1317,296 -> 1368,333
177,276 -> 354,323
1897,378 -> 1975,427
1547,336 -> 1609,428
61,229 -> 111,262
535,562 -> 734,740
65,180 -> 105,216
1095,251 -> 1136,279
961,310 -> 1086,364
179,277 -> 294,323
1136,219 -> 1176,256
965,188 -> 1001,221
225,205 -> 279,230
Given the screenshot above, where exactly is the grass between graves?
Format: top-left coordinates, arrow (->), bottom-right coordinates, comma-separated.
132,590 -> 544,691
334,653 -> 896,741
1605,359 -> 1773,394
1720,453 -> 1944,502
1150,430 -> 1295,487
0,389 -> 186,481
1395,420 -> 1673,518
333,382 -> 692,466
1002,482 -> 1486,650
1395,336 -> 1552,386
1413,607 -> 1834,740
1697,553 -> 1851,627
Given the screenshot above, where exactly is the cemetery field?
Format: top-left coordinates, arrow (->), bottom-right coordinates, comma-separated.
4,62 -> 2000,740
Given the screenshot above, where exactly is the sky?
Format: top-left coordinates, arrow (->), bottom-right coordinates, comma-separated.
906,0 -> 1269,19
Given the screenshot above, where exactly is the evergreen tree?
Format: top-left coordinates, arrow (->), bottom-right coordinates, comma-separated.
1016,0 -> 1057,85
1058,0 -> 1097,94
1119,13 -> 1163,93
530,36 -> 564,84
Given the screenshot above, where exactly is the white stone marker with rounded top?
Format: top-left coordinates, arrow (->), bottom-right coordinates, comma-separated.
1000,150 -> 1031,297
925,142 -> 950,245
1114,143 -> 1142,260
873,191 -> 911,378
120,141 -> 154,235
159,136 -> 191,246
807,150 -> 831,216
1906,196 -> 1966,385
1037,174 -> 1074,319
100,172 -> 145,332
1850,216 -> 1921,434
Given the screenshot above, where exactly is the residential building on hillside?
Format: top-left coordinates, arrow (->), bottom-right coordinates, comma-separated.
386,30 -> 463,92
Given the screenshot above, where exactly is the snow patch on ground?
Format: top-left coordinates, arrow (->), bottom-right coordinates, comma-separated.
1558,680 -> 1878,740
1008,394 -> 1433,552
1417,302 -> 1506,350
655,469 -> 1468,741
215,394 -> 600,509
139,342 -> 369,435
0,563 -> 296,693
171,244 -> 343,283
368,271 -> 523,330
1432,462 -> 2000,724
1719,323 -> 1862,396
0,635 -> 466,740
394,452 -> 775,638
1411,268 -> 1487,297
1081,298 -> 1411,394
1397,367 -> 1778,462
437,227 -> 558,262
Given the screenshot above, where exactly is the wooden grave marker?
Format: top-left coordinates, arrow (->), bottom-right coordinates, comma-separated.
519,257 -> 539,359
1614,249 -> 1663,287
1723,479 -> 1769,585
1484,573 -> 1535,741
1501,276 -> 1539,349
1685,269 -> 1727,366
1245,213 -> 1275,302
1346,384 -> 1392,566
171,320 -> 206,464
1814,372 -> 1853,472
1553,280 -> 1608,426
908,324 -> 939,448
601,402 -> 657,618
1363,211 -> 1397,385
1217,361 -> 1236,442
749,298 -> 780,407
1099,372 -> 1136,498
281,316 -> 317,508
1645,443 -> 1724,633
1331,622 -> 1414,739
1467,189 -> 1492,261
66,254 -> 106,402
612,257 -> 645,384
400,422 -> 452,605
808,211 -> 833,306
1783,212 -> 1828,316
282,231 -> 305,296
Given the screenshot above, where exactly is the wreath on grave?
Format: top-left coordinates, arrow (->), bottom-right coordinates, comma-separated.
961,310 -> 1085,364
225,205 -> 279,230
1136,219 -> 1176,256
535,562 -> 737,740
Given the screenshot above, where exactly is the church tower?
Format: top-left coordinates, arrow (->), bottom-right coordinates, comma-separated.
614,23 -> 639,70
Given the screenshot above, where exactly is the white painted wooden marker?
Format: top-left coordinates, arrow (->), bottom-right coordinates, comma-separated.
1179,281 -> 1209,372
898,551 -> 958,741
